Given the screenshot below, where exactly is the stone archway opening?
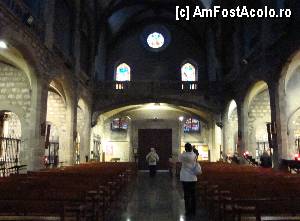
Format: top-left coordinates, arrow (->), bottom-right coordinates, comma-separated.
244,81 -> 271,161
0,44 -> 36,171
91,102 -> 219,165
286,67 -> 300,158
45,81 -> 67,168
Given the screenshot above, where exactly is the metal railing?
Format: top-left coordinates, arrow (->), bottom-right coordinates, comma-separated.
0,0 -> 45,41
44,141 -> 59,168
95,81 -> 204,96
0,137 -> 23,177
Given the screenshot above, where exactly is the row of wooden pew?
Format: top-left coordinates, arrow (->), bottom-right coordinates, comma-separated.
197,162 -> 300,221
0,162 -> 137,221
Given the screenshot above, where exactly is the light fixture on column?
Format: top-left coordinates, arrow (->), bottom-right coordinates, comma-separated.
179,116 -> 184,122
26,15 -> 34,25
0,40 -> 7,49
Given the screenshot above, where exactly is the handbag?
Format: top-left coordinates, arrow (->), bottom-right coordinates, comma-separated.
192,162 -> 202,175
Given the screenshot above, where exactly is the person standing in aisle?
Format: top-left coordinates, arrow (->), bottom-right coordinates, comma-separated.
146,148 -> 159,177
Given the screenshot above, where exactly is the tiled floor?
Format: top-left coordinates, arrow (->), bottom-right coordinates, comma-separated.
111,172 -> 208,221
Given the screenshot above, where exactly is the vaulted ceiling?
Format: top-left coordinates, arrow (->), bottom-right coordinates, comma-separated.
96,0 -> 215,44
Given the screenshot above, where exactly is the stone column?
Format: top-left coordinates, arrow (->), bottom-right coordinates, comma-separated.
95,22 -> 108,81
237,99 -> 247,155
206,27 -> 217,82
222,107 -> 229,154
43,0 -> 55,49
62,0 -> 80,166
24,77 -> 49,171
208,114 -> 217,162
269,81 -> 280,168
65,80 -> 77,166
79,101 -> 92,163
273,76 -> 289,163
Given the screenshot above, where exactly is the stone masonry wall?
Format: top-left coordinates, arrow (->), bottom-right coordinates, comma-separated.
0,62 -> 31,124
77,106 -> 84,132
46,90 -> 67,150
248,90 -> 271,157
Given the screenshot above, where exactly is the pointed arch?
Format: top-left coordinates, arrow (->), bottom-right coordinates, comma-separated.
115,63 -> 131,81
181,61 -> 198,81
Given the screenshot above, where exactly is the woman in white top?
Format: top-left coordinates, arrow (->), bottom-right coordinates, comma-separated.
178,143 -> 199,216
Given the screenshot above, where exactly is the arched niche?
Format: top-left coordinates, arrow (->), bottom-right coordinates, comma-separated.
244,81 -> 271,159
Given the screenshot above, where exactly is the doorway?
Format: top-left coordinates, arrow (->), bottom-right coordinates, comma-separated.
138,129 -> 172,170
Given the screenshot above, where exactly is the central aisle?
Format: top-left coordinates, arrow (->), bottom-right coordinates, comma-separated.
114,172 -> 208,221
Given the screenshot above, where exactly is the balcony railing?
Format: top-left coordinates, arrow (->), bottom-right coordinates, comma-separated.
94,81 -> 207,97
0,0 -> 45,41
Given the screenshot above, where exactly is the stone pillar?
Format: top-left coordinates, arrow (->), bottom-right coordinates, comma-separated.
43,0 -> 55,49
62,0 -> 80,166
208,114 -> 217,162
66,81 -> 77,166
95,22 -> 107,81
206,27 -> 217,82
222,107 -> 229,154
73,0 -> 81,78
274,77 -> 288,162
237,99 -> 247,155
23,77 -> 48,171
268,81 -> 280,168
79,102 -> 92,163
279,77 -> 289,160
232,22 -> 241,79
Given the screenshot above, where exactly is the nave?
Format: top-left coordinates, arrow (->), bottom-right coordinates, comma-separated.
111,173 -> 208,221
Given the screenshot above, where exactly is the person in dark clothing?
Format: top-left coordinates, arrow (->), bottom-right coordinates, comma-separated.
192,145 -> 199,160
231,152 -> 240,164
260,151 -> 272,168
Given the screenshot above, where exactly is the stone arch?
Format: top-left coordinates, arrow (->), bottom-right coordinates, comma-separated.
114,62 -> 131,81
0,43 -> 38,168
181,59 -> 198,81
46,78 -> 73,166
274,48 -> 300,159
279,51 -> 300,158
243,81 -> 271,160
92,102 -> 217,162
92,97 -> 216,125
0,30 -> 44,87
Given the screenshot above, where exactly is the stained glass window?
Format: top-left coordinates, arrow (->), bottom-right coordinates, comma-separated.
184,118 -> 200,133
181,63 -> 196,81
147,32 -> 165,49
116,63 -> 130,81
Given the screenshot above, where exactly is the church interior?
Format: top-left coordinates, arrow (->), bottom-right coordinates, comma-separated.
1,0 -> 300,220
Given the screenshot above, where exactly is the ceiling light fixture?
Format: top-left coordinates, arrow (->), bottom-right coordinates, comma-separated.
0,40 -> 8,49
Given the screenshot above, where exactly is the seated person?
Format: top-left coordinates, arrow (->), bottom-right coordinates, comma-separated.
260,151 -> 272,168
231,152 -> 240,164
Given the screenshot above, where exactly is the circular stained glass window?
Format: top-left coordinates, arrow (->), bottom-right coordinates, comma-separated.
147,32 -> 165,49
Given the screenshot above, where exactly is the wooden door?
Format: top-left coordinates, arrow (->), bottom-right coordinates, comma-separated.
138,129 -> 172,170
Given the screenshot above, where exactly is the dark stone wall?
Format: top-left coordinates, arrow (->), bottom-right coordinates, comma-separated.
106,23 -> 206,81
